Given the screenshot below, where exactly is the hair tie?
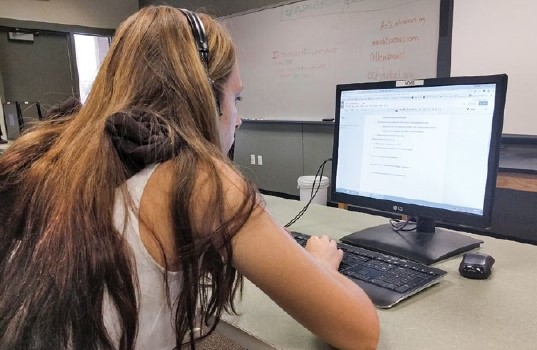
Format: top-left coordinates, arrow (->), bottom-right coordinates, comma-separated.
105,108 -> 182,177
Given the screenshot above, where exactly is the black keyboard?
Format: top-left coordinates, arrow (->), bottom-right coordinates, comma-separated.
291,231 -> 447,308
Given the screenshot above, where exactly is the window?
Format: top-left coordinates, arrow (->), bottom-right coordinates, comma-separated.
73,34 -> 110,103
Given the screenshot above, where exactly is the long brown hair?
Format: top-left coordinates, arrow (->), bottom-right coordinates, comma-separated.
0,5 -> 256,349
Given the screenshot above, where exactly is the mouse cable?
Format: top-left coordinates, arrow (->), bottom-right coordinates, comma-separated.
284,158 -> 332,228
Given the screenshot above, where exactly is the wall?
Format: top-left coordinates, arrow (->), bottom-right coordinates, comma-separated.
0,0 -> 139,29
0,66 -> 5,139
139,0 -> 285,17
234,121 -> 333,197
451,0 -> 537,136
0,0 -> 139,140
3,0 -> 535,135
1,32 -> 74,102
224,0 -> 442,121
0,30 -> 78,134
143,0 -> 537,135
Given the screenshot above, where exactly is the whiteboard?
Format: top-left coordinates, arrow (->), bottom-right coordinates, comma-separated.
224,0 -> 441,121
451,0 -> 536,136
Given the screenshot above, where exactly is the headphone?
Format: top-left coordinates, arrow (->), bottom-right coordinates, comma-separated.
178,8 -> 209,70
179,8 -> 222,114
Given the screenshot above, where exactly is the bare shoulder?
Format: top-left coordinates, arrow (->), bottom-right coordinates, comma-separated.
192,157 -> 261,210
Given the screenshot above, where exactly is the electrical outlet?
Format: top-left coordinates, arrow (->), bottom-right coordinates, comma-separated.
257,155 -> 263,165
250,154 -> 256,165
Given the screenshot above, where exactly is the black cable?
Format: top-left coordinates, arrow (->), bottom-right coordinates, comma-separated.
284,158 -> 332,228
389,217 -> 417,232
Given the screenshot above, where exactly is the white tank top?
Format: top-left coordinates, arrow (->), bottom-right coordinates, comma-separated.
104,164 -> 181,349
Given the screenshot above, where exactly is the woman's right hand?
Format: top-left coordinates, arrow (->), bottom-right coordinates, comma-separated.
304,235 -> 343,271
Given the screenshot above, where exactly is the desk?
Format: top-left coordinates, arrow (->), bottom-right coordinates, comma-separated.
218,195 -> 537,350
497,172 -> 537,193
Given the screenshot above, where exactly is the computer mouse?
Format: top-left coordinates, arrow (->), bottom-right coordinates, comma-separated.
458,252 -> 495,279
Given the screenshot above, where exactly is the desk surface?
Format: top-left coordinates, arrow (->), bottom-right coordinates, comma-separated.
218,195 -> 537,350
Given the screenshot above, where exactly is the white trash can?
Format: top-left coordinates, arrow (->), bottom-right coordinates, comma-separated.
297,176 -> 330,206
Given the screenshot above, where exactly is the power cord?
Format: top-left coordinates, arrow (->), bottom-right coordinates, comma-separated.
284,158 -> 332,228
389,217 -> 417,232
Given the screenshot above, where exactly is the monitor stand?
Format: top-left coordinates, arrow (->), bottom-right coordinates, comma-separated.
340,217 -> 483,265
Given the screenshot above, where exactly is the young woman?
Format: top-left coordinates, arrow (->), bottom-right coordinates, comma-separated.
0,5 -> 379,350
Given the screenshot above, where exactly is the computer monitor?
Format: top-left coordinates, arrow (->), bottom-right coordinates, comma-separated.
331,74 -> 508,265
2,102 -> 22,140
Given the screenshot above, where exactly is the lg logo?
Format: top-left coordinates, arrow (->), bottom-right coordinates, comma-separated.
392,205 -> 403,212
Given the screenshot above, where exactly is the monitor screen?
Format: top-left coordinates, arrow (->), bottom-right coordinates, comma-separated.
332,74 -> 507,265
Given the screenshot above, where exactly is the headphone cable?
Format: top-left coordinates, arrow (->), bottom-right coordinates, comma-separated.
284,158 -> 332,228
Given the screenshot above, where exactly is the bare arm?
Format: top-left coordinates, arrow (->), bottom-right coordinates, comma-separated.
231,205 -> 379,350
171,160 -> 380,350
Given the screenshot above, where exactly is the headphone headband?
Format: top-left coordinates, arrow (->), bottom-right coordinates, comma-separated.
179,9 -> 222,115
179,8 -> 209,69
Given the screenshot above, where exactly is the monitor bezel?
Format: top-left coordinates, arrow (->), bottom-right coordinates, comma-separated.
330,74 -> 508,228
